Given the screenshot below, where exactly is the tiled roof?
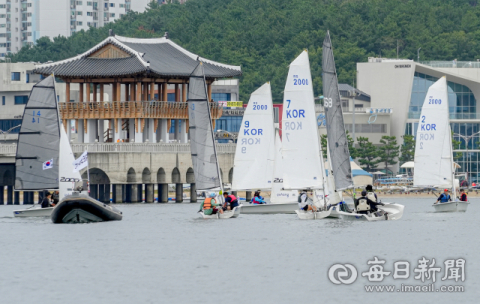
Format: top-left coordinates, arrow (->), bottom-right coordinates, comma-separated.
34,35 -> 242,79
338,83 -> 371,102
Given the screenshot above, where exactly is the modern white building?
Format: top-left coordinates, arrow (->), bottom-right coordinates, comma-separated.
0,0 -> 155,58
358,57 -> 480,181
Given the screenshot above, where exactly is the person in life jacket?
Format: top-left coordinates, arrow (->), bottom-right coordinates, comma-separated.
199,192 -> 223,215
459,189 -> 468,202
298,190 -> 318,212
436,189 -> 452,204
365,184 -> 378,203
223,192 -> 239,210
251,191 -> 266,204
355,190 -> 385,214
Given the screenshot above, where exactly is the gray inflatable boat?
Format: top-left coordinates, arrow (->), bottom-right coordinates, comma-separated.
51,192 -> 122,224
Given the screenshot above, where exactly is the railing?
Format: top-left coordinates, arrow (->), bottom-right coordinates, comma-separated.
408,112 -> 480,120
420,61 -> 480,69
59,101 -> 223,120
315,104 -> 367,113
0,144 -> 16,155
1,143 -> 236,155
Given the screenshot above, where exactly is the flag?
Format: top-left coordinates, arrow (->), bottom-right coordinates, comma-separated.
43,159 -> 53,170
73,151 -> 88,172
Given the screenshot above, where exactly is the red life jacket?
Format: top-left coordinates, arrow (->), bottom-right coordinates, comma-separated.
228,194 -> 237,202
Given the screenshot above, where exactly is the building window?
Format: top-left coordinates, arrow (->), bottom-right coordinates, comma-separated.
410,72 -> 477,120
345,124 -> 387,134
0,120 -> 22,133
214,116 -> 243,133
87,1 -> 92,6
87,12 -> 92,16
341,99 -> 349,109
2,96 -> 5,106
211,93 -> 231,102
11,72 -> 20,81
77,21 -> 82,25
76,1 -> 83,5
26,73 -> 29,83
77,11 -> 83,15
110,13 -> 115,17
120,4 -> 124,8
14,96 -> 29,105
110,3 -> 115,7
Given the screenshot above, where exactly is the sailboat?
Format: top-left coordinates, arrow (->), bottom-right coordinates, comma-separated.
414,76 -> 469,212
188,62 -> 241,219
13,76 -> 122,223
13,76 -> 81,217
232,82 -> 298,214
268,50 -> 329,220
322,31 -> 404,221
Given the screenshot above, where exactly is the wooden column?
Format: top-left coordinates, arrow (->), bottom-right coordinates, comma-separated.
124,83 -> 129,101
86,83 -> 91,102
162,83 -> 168,101
207,82 -> 212,101
131,82 -> 136,101
182,83 -> 187,102
175,84 -> 179,102
100,84 -> 104,102
116,82 -> 121,102
79,83 -> 84,102
92,83 -> 97,102
150,80 -> 155,100
157,82 -> 162,101
66,81 -> 70,103
143,82 -> 148,101
136,81 -> 142,101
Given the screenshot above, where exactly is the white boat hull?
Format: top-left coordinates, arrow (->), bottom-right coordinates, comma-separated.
295,209 -> 332,220
240,202 -> 298,214
13,206 -> 54,217
200,206 -> 241,219
432,201 -> 469,212
337,203 -> 405,221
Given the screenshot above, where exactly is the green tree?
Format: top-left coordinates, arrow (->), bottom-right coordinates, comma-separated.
452,131 -> 463,160
355,137 -> 379,172
346,130 -> 357,159
319,132 -> 356,159
399,134 -> 415,163
378,135 -> 400,174
321,134 -> 328,159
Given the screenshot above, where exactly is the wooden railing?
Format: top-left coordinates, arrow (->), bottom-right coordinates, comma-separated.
58,101 -> 223,120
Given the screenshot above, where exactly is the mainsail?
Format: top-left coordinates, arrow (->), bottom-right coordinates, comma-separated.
271,128 -> 298,203
282,50 -> 324,190
322,31 -> 354,191
232,82 -> 275,190
15,76 -> 60,190
187,62 -> 222,190
414,77 -> 453,188
59,124 -> 82,198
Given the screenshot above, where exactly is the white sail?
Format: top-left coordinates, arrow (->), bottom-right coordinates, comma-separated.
59,125 -> 82,199
271,129 -> 298,203
282,50 -> 324,190
414,77 -> 452,187
232,82 -> 275,190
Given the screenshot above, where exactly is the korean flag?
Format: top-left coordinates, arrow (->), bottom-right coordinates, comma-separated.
43,159 -> 53,170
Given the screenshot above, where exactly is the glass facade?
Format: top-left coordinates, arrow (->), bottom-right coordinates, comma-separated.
214,116 -> 243,133
211,93 -> 231,102
0,119 -> 22,133
409,72 -> 477,119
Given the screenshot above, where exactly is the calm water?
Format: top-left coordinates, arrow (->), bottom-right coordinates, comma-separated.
0,198 -> 478,304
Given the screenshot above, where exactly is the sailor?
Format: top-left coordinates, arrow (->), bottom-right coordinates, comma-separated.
251,191 -> 266,204
355,190 -> 384,214
459,189 -> 467,202
436,189 -> 452,204
199,192 -> 223,215
298,190 -> 318,212
365,184 -> 378,202
223,192 -> 239,210
40,192 -> 52,208
52,191 -> 60,206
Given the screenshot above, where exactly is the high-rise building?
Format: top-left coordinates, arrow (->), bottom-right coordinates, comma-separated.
0,0 -> 154,58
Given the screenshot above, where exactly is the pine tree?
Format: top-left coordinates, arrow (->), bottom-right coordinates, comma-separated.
355,137 -> 380,172
399,134 -> 415,163
378,136 -> 400,175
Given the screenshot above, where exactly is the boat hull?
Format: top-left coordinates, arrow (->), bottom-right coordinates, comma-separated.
432,201 -> 469,212
240,202 -> 298,214
13,206 -> 54,217
200,206 -> 241,219
337,203 -> 405,221
295,209 -> 332,220
51,193 -> 122,224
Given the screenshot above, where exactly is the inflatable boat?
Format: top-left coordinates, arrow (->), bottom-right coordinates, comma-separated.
51,192 -> 122,224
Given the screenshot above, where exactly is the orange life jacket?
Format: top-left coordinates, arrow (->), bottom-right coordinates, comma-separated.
203,198 -> 213,210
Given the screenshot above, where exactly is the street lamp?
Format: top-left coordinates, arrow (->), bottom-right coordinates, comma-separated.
417,47 -> 421,62
453,130 -> 480,183
349,89 -> 357,147
0,125 -> 21,141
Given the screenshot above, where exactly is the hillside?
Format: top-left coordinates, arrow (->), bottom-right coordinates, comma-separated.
8,0 -> 480,102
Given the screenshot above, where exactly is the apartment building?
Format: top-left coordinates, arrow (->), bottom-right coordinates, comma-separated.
0,0 -> 154,58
